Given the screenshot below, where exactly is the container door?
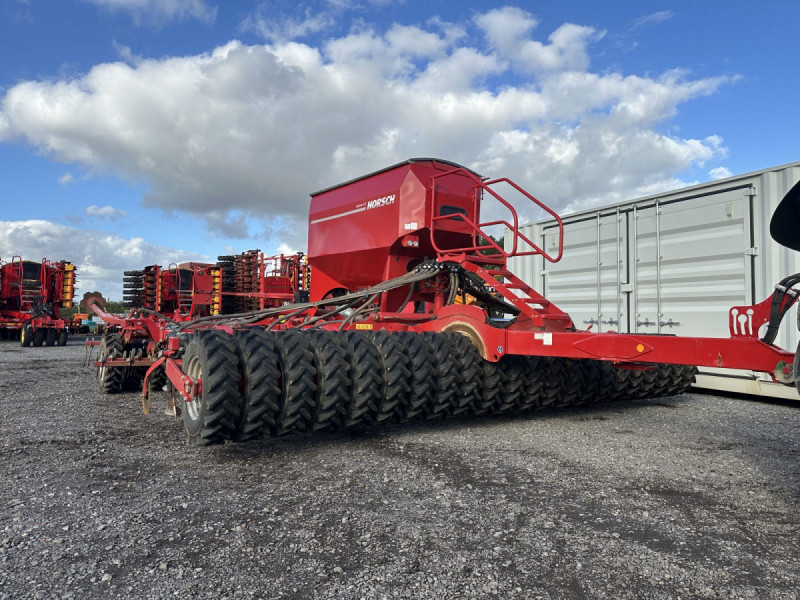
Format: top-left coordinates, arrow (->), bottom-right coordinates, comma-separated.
541,210 -> 629,333
630,188 -> 753,338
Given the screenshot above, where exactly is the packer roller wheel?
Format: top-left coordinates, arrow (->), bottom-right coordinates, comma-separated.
367,332 -> 410,424
493,355 -> 527,414
442,333 -> 481,416
572,359 -> 602,406
596,362 -> 631,402
515,356 -> 546,412
339,331 -> 382,428
474,358 -> 502,416
672,365 -> 698,395
548,359 -> 585,408
302,330 -> 350,432
393,331 -> 434,422
232,328 -> 280,442
267,331 -> 316,435
419,332 -> 456,420
595,362 -> 697,402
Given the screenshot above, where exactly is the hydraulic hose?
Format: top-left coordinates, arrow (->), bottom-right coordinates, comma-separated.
761,273 -> 800,345
174,260 -> 444,332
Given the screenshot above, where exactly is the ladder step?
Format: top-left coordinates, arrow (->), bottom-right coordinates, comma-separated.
521,297 -> 549,305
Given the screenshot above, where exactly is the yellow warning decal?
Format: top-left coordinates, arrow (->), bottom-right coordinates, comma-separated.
355,323 -> 374,330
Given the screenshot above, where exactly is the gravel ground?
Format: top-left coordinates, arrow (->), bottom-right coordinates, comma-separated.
1,340 -> 799,600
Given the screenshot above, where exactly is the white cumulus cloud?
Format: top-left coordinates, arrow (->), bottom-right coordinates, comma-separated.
0,7 -> 732,245
709,166 -> 733,180
85,204 -> 128,220
82,0 -> 217,25
0,220 -> 209,299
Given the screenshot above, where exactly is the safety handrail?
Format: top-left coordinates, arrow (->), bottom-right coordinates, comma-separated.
428,168 -> 564,262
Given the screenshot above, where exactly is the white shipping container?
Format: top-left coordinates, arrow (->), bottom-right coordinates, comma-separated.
507,161 -> 800,399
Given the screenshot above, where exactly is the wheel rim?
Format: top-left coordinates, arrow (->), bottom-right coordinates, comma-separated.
183,353 -> 202,422
98,341 -> 109,383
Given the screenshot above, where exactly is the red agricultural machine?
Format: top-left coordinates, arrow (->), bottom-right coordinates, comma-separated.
217,250 -> 309,313
0,256 -> 75,345
122,263 -> 223,320
89,159 -> 800,446
120,252 -> 308,319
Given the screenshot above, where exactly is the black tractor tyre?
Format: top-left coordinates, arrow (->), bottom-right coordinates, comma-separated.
232,329 -> 281,442
443,333 -> 481,416
46,328 -> 57,347
572,359 -> 602,406
394,332 -> 434,422
635,368 -> 660,399
20,324 -> 33,347
339,331 -> 382,428
473,358 -> 502,415
516,356 -> 546,411
33,327 -> 47,347
596,362 -> 631,402
97,333 -> 125,394
646,364 -> 673,397
493,355 -> 527,414
530,358 -> 560,409
268,331 -> 316,436
674,365 -> 698,394
419,332 -> 457,420
181,331 -> 241,446
547,359 -> 583,408
368,332 -> 411,424
57,329 -> 69,346
304,330 -> 350,432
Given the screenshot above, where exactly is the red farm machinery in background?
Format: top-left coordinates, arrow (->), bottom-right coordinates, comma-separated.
120,252 -> 308,320
88,159 -> 800,446
217,250 -> 309,313
0,256 -> 75,345
122,263 -> 223,320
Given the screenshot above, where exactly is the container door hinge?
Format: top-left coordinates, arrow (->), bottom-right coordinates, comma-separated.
744,247 -> 758,256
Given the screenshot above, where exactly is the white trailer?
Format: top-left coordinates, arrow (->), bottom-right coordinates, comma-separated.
508,161 -> 800,399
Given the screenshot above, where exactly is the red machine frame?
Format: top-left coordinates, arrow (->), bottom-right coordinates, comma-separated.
89,159 -> 799,413
0,256 -> 75,345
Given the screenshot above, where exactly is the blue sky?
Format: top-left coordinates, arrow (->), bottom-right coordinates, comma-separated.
1,0 -> 798,299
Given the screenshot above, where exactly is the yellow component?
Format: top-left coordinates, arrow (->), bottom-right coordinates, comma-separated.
355,323 -> 373,330
454,293 -> 477,305
154,267 -> 162,312
61,262 -> 75,308
636,343 -> 645,352
210,267 -> 221,315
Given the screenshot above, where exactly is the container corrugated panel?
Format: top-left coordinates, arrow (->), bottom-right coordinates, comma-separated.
508,161 -> 800,399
